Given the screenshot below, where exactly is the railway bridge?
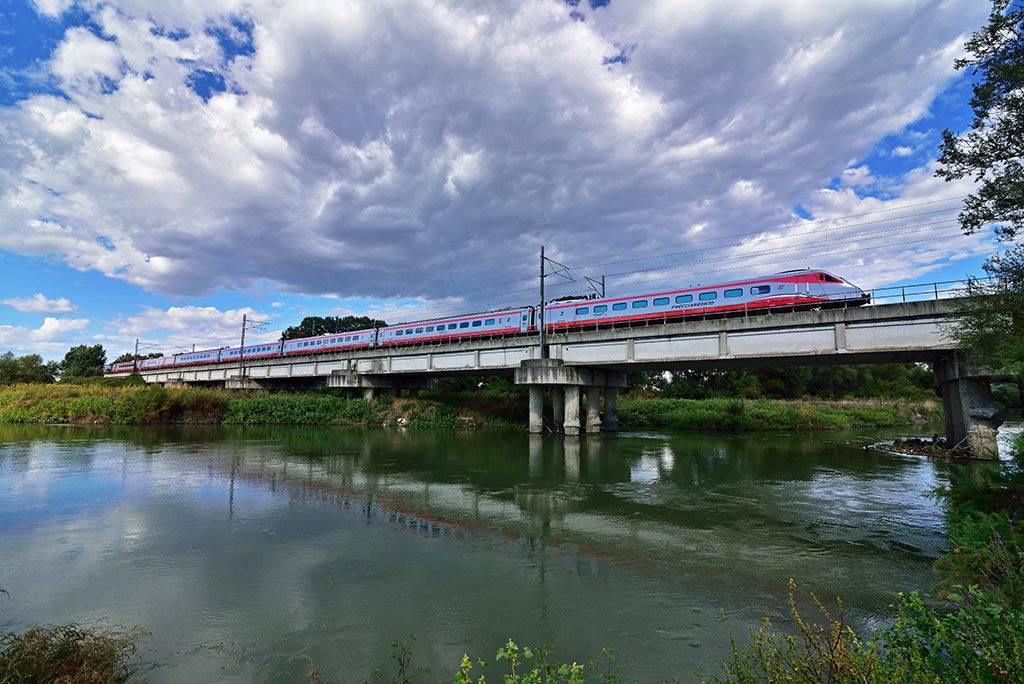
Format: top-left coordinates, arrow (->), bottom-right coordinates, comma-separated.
122,298 -> 1006,458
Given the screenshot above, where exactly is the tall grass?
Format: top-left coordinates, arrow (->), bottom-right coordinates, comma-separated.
617,397 -> 940,431
0,624 -> 147,683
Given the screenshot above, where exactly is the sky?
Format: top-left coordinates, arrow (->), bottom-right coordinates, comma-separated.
0,0 -> 1004,360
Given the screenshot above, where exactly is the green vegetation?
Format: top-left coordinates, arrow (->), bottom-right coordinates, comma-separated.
0,384 -> 520,429
58,344 -> 106,380
635,363 -> 938,400
0,352 -> 58,385
0,383 -> 939,431
618,397 -> 940,431
936,0 -> 1024,241
0,623 -> 147,684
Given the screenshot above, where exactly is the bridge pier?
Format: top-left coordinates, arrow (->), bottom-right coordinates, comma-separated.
603,387 -> 618,431
515,359 -> 627,435
528,387 -> 544,434
564,386 -> 581,435
934,353 -> 1004,459
585,390 -> 602,434
551,387 -> 565,431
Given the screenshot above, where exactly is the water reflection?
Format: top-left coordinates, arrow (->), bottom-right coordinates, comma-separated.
0,424 -> 954,682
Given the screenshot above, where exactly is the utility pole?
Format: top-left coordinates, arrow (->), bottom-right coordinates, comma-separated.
238,313 -> 247,383
133,338 -> 139,373
539,245 -> 546,359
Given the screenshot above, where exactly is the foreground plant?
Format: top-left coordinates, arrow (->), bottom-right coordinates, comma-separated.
0,624 -> 148,684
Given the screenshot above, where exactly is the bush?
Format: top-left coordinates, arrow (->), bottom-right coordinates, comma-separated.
0,624 -> 147,683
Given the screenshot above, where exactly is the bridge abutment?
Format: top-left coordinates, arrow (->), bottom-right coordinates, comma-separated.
934,353 -> 1004,459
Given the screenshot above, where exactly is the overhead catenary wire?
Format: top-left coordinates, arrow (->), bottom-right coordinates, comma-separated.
255,216 -> 969,335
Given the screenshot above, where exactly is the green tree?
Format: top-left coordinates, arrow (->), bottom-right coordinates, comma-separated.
949,245 -> 1024,384
113,352 -> 163,364
280,315 -> 387,341
936,0 -> 1024,240
59,344 -> 106,379
0,352 -> 58,385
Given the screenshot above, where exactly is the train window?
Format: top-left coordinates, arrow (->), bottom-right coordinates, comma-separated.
699,291 -> 717,301
415,327 -> 424,333
472,320 -> 482,327
576,307 -> 589,315
750,285 -> 771,295
485,319 -> 495,325
593,305 -> 608,313
632,300 -> 648,309
448,323 -> 457,330
821,274 -> 842,283
612,302 -> 627,311
676,294 -> 693,303
724,288 -> 742,298
459,321 -> 469,328
424,326 -> 433,332
396,330 -> 403,336
653,297 -> 670,306
405,328 -> 413,334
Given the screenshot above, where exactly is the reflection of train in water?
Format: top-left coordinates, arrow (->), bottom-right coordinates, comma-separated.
104,269 -> 868,374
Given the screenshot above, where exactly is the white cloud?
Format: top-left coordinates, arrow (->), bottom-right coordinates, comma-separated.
0,317 -> 90,356
891,145 -> 914,157
100,305 -> 276,355
0,0 -> 991,313
1,293 -> 77,313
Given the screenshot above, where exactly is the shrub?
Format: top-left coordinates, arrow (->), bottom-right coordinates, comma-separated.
0,624 -> 147,683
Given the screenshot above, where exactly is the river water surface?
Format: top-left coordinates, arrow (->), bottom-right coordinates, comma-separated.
1,424 -> 959,681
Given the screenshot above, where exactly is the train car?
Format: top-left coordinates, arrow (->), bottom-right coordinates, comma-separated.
544,269 -> 867,329
378,307 -> 532,346
173,348 -> 223,367
221,341 -> 283,363
282,329 -> 375,356
139,356 -> 169,370
109,361 -> 136,374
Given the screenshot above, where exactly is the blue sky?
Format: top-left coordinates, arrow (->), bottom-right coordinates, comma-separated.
0,0 -> 1000,359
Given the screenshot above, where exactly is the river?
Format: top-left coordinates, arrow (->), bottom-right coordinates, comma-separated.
0,423 -> 983,681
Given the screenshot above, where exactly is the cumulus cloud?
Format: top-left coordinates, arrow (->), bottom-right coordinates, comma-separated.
0,316 -> 90,355
1,293 -> 77,313
100,305 -> 276,354
0,0 -> 991,318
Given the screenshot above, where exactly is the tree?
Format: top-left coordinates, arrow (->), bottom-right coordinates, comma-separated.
281,315 -> 387,341
949,244 -> 1024,384
936,0 -> 1024,240
59,344 -> 106,379
0,352 -> 58,385
113,352 -> 163,364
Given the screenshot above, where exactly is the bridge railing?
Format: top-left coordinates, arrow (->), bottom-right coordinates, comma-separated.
840,276 -> 991,306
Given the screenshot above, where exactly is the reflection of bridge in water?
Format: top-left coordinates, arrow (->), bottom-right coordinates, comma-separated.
191,426 -> 949,598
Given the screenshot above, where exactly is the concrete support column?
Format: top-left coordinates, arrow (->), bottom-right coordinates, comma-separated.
362,388 -> 376,401
585,388 -> 602,434
564,385 -> 581,436
602,387 -> 618,431
528,386 -> 544,434
935,355 -> 1003,459
551,387 -> 565,432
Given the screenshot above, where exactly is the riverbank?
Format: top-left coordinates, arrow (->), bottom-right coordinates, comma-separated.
0,383 -> 942,430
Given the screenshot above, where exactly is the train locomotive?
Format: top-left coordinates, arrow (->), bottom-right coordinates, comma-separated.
105,269 -> 867,374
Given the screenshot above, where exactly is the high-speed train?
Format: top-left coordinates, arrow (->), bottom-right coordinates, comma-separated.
104,269 -> 867,374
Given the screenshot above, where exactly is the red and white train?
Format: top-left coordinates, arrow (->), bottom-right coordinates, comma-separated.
105,269 -> 867,374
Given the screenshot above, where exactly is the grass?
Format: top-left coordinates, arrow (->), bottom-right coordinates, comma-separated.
617,396 -> 942,431
0,384 -> 518,429
0,624 -> 147,684
0,383 -> 942,432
